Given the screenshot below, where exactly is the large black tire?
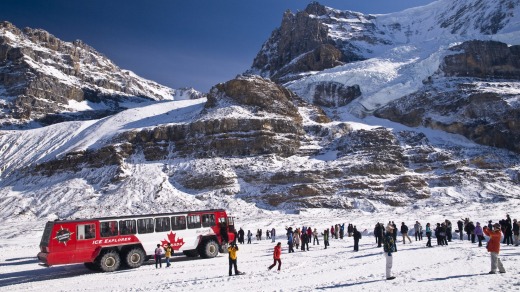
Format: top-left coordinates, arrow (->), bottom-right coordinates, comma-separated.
183,249 -> 199,257
199,240 -> 219,258
98,250 -> 121,272
124,248 -> 145,269
84,262 -> 100,271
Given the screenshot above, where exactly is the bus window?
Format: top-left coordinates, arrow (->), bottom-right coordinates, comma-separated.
119,220 -> 136,235
100,221 -> 118,237
77,224 -> 96,240
201,214 -> 216,227
155,217 -> 171,232
137,218 -> 154,234
171,216 -> 186,231
187,215 -> 201,229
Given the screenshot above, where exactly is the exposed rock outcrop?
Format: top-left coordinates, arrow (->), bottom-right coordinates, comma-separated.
442,40 -> 520,79
250,3 -> 365,83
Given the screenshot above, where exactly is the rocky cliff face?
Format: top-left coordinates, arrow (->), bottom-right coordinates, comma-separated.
442,40 -> 520,79
249,3 -> 368,83
0,21 -> 193,128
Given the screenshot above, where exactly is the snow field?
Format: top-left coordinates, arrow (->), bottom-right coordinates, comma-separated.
1,209 -> 519,291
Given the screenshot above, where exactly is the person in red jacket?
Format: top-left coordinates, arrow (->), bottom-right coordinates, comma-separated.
268,242 -> 282,271
483,223 -> 506,274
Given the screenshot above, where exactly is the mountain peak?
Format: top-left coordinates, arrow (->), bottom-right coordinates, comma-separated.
0,22 -> 186,128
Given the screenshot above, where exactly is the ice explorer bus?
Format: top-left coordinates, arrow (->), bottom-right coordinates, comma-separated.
37,209 -> 236,272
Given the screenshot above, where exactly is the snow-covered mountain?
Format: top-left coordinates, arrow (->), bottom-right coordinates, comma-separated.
248,0 -> 520,153
0,21 -> 203,128
0,0 -> 519,222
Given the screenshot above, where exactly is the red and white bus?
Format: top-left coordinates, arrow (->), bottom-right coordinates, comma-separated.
37,209 -> 236,272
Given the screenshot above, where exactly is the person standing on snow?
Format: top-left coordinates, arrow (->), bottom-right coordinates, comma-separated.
271,227 -> 276,243
353,226 -> 361,251
475,222 -> 485,247
457,220 -> 464,240
287,232 -> 295,253
401,222 -> 412,244
391,221 -> 398,250
238,228 -> 245,244
467,221 -> 476,243
425,223 -> 432,247
154,244 -> 163,269
375,223 -> 384,247
247,230 -> 252,244
513,219 -> 520,246
313,228 -> 319,245
322,229 -> 330,249
383,224 -> 396,280
445,219 -> 453,242
228,243 -> 243,276
483,223 -> 506,274
293,229 -> 301,249
301,232 -> 309,251
340,223 -> 345,239
164,243 -> 173,268
348,224 -> 354,237
306,226 -> 313,244
414,221 -> 422,241
268,242 -> 282,271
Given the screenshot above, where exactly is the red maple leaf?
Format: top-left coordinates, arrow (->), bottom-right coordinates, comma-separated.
161,231 -> 185,251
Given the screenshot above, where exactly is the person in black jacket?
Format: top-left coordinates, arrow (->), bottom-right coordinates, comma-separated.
238,228 -> 245,244
457,220 -> 464,240
401,222 -> 412,244
391,221 -> 398,251
466,221 -> 476,243
513,219 -> 519,246
301,232 -> 309,251
374,223 -> 383,247
353,226 -> 361,251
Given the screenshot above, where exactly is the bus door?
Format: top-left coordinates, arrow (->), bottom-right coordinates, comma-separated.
75,222 -> 98,262
49,222 -> 77,263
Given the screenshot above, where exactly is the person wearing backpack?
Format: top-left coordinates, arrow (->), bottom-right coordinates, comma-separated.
154,244 -> 163,269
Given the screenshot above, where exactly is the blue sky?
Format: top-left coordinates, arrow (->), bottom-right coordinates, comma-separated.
0,0 -> 435,92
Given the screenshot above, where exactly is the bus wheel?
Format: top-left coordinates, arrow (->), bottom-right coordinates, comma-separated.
84,262 -> 100,271
98,250 -> 121,272
124,248 -> 145,269
199,240 -> 219,258
219,243 -> 228,253
183,250 -> 199,257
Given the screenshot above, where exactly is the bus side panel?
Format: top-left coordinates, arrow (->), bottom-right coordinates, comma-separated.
136,229 -> 204,255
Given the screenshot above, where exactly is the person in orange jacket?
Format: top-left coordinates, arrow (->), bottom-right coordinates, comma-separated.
268,242 -> 282,271
483,223 -> 506,274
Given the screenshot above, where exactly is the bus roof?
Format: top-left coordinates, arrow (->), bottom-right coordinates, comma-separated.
47,209 -> 228,224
